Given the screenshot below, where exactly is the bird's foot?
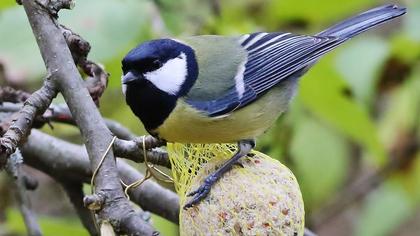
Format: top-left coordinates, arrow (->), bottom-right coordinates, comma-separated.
184,174 -> 218,209
183,140 -> 255,209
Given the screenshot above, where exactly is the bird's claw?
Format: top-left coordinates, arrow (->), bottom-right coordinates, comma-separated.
183,141 -> 254,209
186,188 -> 201,197
183,175 -> 216,209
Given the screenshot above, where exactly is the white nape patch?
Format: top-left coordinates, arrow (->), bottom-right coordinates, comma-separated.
234,59 -> 247,99
121,76 -> 127,95
144,53 -> 188,95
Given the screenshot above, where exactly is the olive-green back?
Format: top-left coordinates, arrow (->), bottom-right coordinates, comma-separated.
180,35 -> 247,101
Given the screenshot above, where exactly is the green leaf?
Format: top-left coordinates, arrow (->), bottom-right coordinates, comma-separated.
336,37 -> 389,104
299,56 -> 386,164
355,183 -> 414,236
0,0 -> 15,10
290,117 -> 349,209
378,69 -> 420,148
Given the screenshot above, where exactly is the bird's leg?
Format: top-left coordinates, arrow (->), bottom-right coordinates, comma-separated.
184,139 -> 255,209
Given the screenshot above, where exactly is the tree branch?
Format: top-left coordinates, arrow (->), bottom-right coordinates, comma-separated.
0,102 -> 170,167
6,149 -> 42,236
60,181 -> 99,236
20,129 -> 180,224
0,86 -> 31,104
61,25 -> 109,106
21,0 -> 157,234
0,81 -> 57,167
114,138 -> 170,168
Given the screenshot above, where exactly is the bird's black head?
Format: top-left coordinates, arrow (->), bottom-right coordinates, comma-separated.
121,39 -> 198,132
121,39 -> 198,97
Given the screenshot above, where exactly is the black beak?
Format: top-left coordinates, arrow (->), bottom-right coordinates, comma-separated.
122,71 -> 142,84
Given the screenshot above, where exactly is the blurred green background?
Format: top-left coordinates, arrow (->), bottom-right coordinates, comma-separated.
0,0 -> 419,235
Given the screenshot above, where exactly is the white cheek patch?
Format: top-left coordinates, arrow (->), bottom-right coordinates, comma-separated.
144,53 -> 188,95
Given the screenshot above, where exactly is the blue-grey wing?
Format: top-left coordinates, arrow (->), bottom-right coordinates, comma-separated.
237,32 -> 341,107
185,4 -> 407,117
185,32 -> 341,117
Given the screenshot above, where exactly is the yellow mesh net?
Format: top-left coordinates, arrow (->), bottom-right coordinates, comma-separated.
167,143 -> 305,236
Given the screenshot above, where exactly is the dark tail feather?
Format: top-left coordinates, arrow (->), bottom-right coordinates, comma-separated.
317,4 -> 406,38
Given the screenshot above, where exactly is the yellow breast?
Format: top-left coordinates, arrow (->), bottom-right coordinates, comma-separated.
154,82 -> 296,143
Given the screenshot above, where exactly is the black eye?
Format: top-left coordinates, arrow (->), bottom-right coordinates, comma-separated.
152,59 -> 162,68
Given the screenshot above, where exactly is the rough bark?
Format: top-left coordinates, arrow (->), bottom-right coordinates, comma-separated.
21,129 -> 180,224
21,0 -> 157,234
0,82 -> 57,166
6,149 -> 42,236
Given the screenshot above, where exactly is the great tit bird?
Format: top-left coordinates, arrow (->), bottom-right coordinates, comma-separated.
122,4 -> 406,208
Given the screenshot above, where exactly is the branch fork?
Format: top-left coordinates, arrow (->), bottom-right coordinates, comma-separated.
0,81 -> 57,167
16,0 -> 158,234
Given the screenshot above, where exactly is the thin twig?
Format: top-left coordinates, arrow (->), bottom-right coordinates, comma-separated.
0,81 -> 57,167
6,149 -> 42,236
0,86 -> 31,104
61,25 -> 109,106
114,138 -> 170,168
